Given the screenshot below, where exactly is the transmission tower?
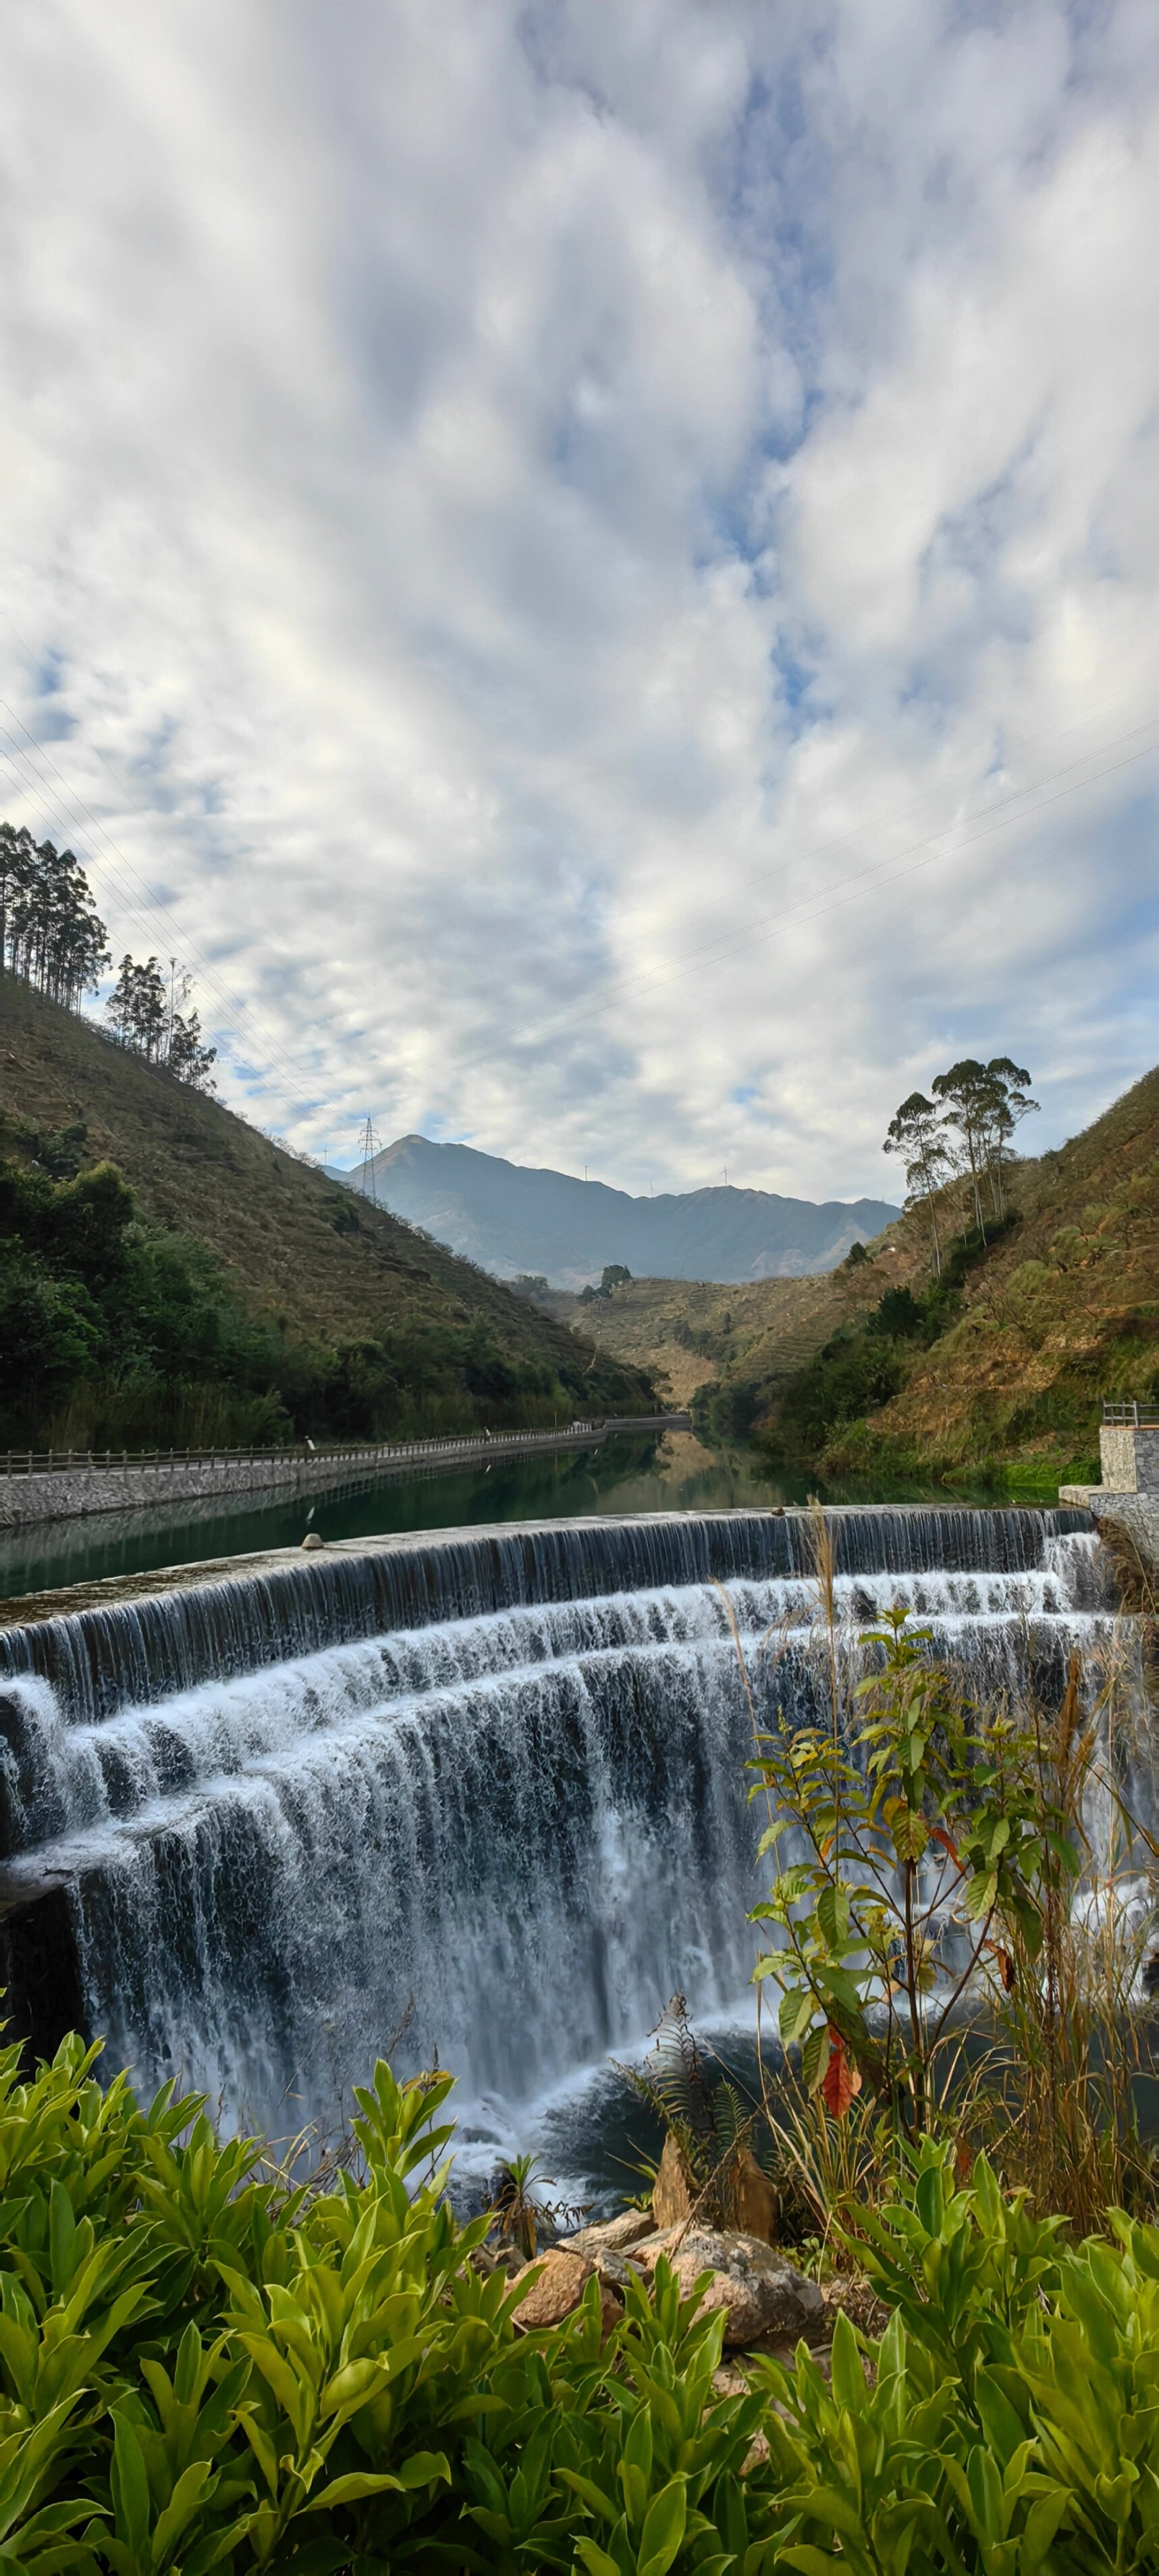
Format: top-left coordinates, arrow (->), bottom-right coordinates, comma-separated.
358,1114 -> 382,1205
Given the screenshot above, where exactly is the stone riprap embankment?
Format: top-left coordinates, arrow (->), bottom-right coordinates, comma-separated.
0,1415 -> 687,1532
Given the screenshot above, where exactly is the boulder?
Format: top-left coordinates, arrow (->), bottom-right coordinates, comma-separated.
562,2209 -> 657,2257
637,2228 -> 824,2348
651,2132 -> 695,2228
509,2247 -> 595,2330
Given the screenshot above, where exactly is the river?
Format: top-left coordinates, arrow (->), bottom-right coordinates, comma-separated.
0,1425 -> 1038,1606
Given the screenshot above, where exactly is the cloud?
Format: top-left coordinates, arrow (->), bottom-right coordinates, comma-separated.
0,0 -> 1155,1198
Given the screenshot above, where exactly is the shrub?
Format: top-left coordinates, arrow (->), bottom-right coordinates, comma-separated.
7,2029 -> 1159,2568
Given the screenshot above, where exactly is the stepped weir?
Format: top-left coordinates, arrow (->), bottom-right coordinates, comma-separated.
0,1505 -> 1127,2147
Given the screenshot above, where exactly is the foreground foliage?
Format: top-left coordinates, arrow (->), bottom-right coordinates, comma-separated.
5,2028 -> 1159,2571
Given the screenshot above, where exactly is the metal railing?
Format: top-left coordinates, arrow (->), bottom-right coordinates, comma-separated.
1102,1402 -> 1159,1427
0,1414 -> 686,1481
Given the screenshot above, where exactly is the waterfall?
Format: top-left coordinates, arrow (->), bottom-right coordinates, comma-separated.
0,1505 -> 1127,2147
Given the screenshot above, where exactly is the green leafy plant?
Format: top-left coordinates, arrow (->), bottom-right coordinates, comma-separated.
748,1598 -> 1077,2145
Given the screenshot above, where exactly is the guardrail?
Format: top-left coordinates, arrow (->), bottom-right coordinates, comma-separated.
0,1415 -> 686,1481
1102,1402 -> 1159,1427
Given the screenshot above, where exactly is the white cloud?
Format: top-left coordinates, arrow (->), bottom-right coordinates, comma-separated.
0,0 -> 1155,1198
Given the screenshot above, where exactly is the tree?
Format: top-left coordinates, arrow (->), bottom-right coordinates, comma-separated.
167,970 -> 218,1092
883,1092 -> 952,1278
932,1059 -> 999,1239
981,1057 -> 1037,1220
1,824 -> 108,1007
107,954 -> 167,1058
106,956 -> 217,1089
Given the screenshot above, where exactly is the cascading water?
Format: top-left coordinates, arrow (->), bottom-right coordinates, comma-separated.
0,1505 -> 1133,2165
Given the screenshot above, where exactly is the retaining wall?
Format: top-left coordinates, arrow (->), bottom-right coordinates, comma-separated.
0,1416 -> 686,1533
1099,1423 -> 1159,1495
1057,1485 -> 1159,1575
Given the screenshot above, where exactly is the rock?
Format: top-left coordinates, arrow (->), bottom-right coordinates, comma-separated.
562,2209 -> 657,2256
652,2132 -> 695,2229
587,2249 -> 637,2292
509,2247 -> 594,2329
823,2275 -> 890,2338
637,2228 -> 824,2348
734,2149 -> 779,2245
300,1531 -> 325,1550
598,2285 -> 624,2338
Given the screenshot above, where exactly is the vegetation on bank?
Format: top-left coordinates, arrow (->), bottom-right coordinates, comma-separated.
689,1063 -> 1159,1488
0,1136 -> 642,1450
0,978 -> 656,1446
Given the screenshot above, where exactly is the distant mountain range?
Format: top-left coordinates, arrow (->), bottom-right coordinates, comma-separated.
330,1134 -> 900,1288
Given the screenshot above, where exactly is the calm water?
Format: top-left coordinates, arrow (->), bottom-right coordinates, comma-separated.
0,1425 -> 1046,1606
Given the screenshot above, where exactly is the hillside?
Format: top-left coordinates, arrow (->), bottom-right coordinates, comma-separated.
672,1068 -> 1159,1490
0,975 -> 655,1442
537,1263 -> 892,1415
340,1131 -> 898,1288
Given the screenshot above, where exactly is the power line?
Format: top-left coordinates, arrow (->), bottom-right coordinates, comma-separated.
457,708 -> 1159,1061
0,702 -> 326,1112
1,671 -> 1156,1132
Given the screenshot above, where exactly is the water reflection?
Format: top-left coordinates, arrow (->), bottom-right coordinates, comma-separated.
0,1425 -> 1036,1606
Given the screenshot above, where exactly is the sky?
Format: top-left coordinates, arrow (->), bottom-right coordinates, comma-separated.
1,0 -> 1157,1202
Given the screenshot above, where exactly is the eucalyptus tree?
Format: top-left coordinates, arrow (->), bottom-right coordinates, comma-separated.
167,998 -> 217,1091
981,1057 -> 1037,1219
1,826 -> 108,1007
107,953 -> 169,1058
106,953 -> 217,1089
882,1092 -> 952,1278
931,1059 -> 1000,1238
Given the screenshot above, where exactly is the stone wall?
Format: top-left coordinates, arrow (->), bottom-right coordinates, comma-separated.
1099,1423 -> 1159,1494
1057,1485 -> 1159,1579
0,1416 -> 686,1533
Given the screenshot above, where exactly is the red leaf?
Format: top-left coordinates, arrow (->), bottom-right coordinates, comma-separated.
821,2027 -> 863,2121
930,1826 -> 963,1874
986,1941 -> 1016,1993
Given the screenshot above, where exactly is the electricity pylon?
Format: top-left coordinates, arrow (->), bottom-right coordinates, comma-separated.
358,1114 -> 382,1204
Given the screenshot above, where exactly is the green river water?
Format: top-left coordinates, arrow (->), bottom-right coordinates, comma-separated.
0,1425 -> 1042,1607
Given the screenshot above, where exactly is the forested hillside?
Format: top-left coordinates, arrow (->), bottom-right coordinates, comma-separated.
0,975 -> 655,1447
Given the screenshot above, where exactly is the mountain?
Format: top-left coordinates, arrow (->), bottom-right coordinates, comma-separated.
337,1133 -> 899,1288
0,976 -> 657,1441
